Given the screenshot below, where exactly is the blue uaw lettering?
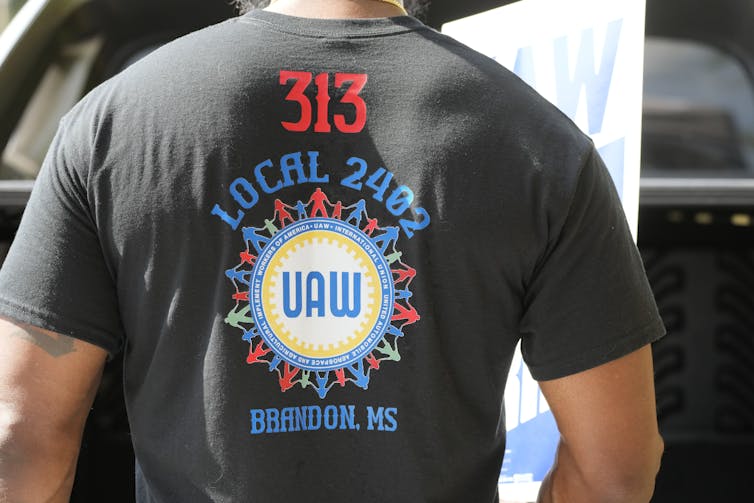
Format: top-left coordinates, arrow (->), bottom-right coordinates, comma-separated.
282,272 -> 362,318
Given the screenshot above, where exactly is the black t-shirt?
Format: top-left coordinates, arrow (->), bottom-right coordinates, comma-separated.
0,10 -> 664,503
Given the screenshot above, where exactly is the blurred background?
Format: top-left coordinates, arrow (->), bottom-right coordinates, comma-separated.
1,0 -> 752,501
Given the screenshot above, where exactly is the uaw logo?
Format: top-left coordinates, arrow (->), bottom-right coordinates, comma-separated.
224,188 -> 420,398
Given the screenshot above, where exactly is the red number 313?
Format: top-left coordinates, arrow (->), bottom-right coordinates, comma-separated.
280,71 -> 368,134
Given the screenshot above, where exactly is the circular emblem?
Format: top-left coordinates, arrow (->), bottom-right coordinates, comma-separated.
251,218 -> 394,371
224,188 -> 420,398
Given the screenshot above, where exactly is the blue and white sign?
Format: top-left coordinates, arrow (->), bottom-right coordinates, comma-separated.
443,0 -> 646,500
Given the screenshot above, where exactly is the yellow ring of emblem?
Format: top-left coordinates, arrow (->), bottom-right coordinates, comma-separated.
261,230 -> 380,358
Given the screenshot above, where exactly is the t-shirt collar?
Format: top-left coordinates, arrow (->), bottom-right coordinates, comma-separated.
242,8 -> 426,38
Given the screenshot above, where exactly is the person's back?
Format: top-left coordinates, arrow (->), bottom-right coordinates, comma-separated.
0,1 -> 664,502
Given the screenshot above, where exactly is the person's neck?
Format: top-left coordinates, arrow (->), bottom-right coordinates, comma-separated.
265,0 -> 405,19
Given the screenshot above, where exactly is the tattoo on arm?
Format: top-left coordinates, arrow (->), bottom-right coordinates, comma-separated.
9,325 -> 77,357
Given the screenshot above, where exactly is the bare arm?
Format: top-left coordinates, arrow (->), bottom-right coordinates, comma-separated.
536,345 -> 663,503
0,316 -> 107,503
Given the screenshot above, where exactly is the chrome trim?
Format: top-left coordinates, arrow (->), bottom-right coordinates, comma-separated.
0,0 -> 51,66
0,180 -> 34,206
640,178 -> 754,206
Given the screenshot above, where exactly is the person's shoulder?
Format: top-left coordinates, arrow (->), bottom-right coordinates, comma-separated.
111,16 -> 244,84
64,16 -> 254,128
416,27 -> 585,139
411,26 -> 523,85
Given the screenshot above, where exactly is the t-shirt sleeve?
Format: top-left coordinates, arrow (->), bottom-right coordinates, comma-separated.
519,147 -> 665,381
0,114 -> 124,356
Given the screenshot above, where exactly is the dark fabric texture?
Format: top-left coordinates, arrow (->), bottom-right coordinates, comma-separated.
0,10 -> 664,503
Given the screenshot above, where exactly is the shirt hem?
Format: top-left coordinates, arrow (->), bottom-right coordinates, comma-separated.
526,316 -> 666,381
0,294 -> 123,357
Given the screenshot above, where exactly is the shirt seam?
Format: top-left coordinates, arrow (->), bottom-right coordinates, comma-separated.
237,16 -> 429,40
525,316 -> 666,380
0,294 -> 123,355
522,142 -> 597,302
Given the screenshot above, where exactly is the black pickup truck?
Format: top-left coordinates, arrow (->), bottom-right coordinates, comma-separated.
1,0 -> 752,501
